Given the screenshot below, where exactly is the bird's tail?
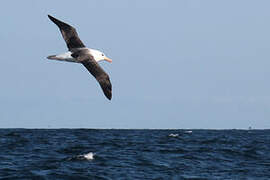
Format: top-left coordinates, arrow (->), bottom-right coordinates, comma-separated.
47,55 -> 60,60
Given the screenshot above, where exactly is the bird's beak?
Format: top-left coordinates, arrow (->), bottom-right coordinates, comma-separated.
104,56 -> 112,63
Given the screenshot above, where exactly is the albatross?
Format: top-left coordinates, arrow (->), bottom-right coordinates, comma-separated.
47,15 -> 112,100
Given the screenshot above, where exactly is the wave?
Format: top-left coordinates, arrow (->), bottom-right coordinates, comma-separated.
168,133 -> 179,137
80,152 -> 95,160
67,152 -> 95,161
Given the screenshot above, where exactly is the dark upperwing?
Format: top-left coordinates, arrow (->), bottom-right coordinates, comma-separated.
72,50 -> 112,100
48,15 -> 85,51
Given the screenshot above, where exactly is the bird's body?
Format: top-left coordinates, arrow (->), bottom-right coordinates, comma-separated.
48,48 -> 112,64
47,15 -> 113,100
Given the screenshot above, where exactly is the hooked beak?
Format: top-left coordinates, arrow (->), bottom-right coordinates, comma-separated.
104,56 -> 112,63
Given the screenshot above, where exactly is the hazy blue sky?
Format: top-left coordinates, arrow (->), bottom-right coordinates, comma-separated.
1,0 -> 270,129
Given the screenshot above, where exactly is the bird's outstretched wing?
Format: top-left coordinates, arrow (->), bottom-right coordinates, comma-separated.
72,50 -> 112,100
48,15 -> 85,51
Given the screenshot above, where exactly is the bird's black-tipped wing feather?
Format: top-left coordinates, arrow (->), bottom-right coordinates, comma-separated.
73,51 -> 112,100
48,15 -> 85,51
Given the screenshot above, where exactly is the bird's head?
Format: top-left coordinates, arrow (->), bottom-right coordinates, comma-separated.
90,49 -> 112,63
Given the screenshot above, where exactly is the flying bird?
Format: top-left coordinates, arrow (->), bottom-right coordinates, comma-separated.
47,15 -> 112,100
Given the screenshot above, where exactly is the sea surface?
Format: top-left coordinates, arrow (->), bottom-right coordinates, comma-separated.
0,129 -> 269,179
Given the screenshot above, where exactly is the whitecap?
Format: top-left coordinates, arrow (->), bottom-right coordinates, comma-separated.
169,133 -> 179,137
185,131 -> 192,134
83,152 -> 94,160
71,152 -> 95,161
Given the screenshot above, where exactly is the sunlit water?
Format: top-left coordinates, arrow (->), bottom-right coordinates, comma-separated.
0,129 -> 269,179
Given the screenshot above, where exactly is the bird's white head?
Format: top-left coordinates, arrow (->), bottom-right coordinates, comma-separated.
90,49 -> 112,63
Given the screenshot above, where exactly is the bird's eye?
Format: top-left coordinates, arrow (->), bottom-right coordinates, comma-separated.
102,54 -> 104,56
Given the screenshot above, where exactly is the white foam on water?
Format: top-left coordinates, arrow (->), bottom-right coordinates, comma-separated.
75,152 -> 95,160
185,131 -> 192,134
83,152 -> 94,160
169,133 -> 179,137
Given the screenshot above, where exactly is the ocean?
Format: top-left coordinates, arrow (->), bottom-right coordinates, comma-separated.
0,129 -> 269,179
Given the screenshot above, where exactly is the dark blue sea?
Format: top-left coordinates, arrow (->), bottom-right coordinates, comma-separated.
0,129 -> 269,179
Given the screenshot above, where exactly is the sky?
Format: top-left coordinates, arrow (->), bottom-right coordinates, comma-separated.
0,0 -> 270,129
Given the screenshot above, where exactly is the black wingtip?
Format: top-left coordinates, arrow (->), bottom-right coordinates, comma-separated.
47,14 -> 57,24
105,88 -> 112,100
108,95 -> 112,100
100,78 -> 112,100
104,90 -> 112,100
47,14 -> 69,28
48,14 -> 54,20
48,14 -> 59,23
